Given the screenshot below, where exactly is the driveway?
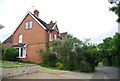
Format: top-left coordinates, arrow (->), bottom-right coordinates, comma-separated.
4,65 -> 119,79
9,66 -> 94,79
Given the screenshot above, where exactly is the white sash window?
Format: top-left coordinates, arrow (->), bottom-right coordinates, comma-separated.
18,34 -> 23,43
54,34 -> 57,40
49,32 -> 52,41
29,21 -> 32,28
25,22 -> 29,29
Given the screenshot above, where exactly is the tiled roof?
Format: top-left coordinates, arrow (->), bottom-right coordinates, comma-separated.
47,22 -> 56,29
60,32 -> 68,38
2,11 -> 64,44
30,12 -> 56,31
2,35 -> 13,44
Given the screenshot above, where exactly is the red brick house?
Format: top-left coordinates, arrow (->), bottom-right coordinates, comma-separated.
3,9 -> 67,63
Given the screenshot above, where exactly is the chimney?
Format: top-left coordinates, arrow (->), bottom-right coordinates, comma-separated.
50,21 -> 53,24
34,9 -> 39,17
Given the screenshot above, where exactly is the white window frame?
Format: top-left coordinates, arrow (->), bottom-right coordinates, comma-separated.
18,34 -> 23,43
25,22 -> 29,29
54,34 -> 57,40
29,21 -> 32,28
49,32 -> 52,41
15,47 -> 26,58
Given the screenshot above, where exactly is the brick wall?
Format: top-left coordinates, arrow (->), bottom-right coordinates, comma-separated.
21,43 -> 46,63
12,14 -> 49,63
13,14 -> 49,44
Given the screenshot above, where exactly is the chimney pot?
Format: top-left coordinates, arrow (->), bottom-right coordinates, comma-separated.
34,9 -> 39,17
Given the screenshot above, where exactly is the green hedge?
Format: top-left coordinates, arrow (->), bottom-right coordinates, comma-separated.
42,53 -> 57,67
3,46 -> 18,61
79,61 -> 93,73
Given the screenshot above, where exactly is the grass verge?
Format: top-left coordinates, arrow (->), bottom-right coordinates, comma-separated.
0,61 -> 25,67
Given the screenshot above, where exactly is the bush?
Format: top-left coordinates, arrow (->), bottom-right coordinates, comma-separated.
0,45 -> 8,60
3,46 -> 18,61
79,61 -> 91,73
42,52 -> 57,67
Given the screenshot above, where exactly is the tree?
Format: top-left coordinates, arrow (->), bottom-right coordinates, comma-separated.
109,0 -> 120,22
52,34 -> 84,70
98,33 -> 120,67
82,42 -> 99,71
38,34 -> 101,72
52,34 -> 99,72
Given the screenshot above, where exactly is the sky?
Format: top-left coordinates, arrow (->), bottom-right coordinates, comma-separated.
0,0 -> 118,44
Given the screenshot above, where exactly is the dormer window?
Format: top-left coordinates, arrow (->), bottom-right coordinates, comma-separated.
25,22 -> 29,29
18,34 -> 23,43
29,21 -> 32,28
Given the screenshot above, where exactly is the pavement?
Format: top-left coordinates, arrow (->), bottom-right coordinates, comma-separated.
2,65 -> 119,79
61,71 -> 93,79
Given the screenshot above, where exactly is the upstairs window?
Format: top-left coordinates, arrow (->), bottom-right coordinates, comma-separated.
18,34 -> 23,43
49,32 -> 52,41
54,34 -> 57,40
29,21 -> 32,28
25,22 -> 29,29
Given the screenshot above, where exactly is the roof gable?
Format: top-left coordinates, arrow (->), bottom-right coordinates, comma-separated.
2,35 -> 13,44
12,11 -> 48,35
60,32 -> 68,38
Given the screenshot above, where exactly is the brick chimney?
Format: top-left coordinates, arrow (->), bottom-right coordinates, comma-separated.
34,9 -> 39,17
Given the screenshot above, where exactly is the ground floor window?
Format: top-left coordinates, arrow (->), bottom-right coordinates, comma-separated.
15,47 -> 26,58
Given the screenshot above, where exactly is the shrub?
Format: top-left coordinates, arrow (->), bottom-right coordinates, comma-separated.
3,46 -> 18,61
43,53 -> 57,67
79,61 -> 91,73
38,49 -> 57,67
0,45 -> 8,60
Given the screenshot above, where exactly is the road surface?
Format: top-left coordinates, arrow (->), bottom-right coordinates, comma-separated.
92,65 -> 119,79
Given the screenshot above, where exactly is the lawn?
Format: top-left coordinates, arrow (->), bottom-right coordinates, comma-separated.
0,61 -> 25,67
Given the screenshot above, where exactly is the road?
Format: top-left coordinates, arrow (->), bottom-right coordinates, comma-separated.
100,65 -> 119,79
92,64 -> 119,79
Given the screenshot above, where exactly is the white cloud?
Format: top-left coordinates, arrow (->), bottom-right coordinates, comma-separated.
0,0 -> 118,44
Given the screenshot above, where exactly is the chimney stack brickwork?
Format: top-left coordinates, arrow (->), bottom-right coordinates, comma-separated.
34,9 -> 39,17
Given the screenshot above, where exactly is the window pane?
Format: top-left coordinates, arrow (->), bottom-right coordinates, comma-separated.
16,48 -> 19,57
23,48 -> 26,57
20,48 -> 23,57
54,34 -> 57,40
49,33 -> 52,41
25,22 -> 28,29
29,21 -> 32,28
18,34 -> 23,43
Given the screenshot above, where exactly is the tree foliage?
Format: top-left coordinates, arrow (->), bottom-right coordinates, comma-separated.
51,34 -> 99,72
3,46 -> 18,61
109,1 -> 120,22
98,33 -> 120,67
37,43 -> 57,67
